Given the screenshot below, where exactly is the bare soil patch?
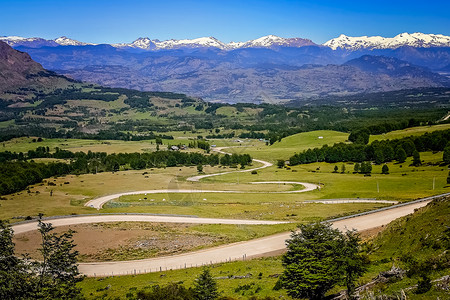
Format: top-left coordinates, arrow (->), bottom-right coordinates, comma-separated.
13,222 -> 224,262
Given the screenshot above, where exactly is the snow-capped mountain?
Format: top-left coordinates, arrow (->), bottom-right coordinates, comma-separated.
2,32 -> 450,51
238,35 -> 316,49
324,32 -> 450,50
112,35 -> 316,50
53,36 -> 94,46
0,36 -> 94,47
0,36 -> 58,48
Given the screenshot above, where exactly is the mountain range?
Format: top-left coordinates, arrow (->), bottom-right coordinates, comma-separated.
2,32 -> 450,50
1,33 -> 450,103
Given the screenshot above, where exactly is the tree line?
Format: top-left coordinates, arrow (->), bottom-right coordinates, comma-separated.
0,147 -> 252,195
0,220 -> 83,299
289,129 -> 450,166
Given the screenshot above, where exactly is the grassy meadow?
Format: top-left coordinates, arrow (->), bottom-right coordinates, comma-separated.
2,123 -> 450,299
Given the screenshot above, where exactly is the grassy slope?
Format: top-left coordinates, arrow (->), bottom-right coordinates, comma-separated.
211,130 -> 349,162
369,123 -> 450,142
362,198 -> 450,299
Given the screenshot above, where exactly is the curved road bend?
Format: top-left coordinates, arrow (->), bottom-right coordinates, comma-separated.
85,147 -> 318,209
75,198 -> 431,277
187,146 -> 272,182
84,181 -> 320,209
12,196 -> 432,277
76,198 -> 431,277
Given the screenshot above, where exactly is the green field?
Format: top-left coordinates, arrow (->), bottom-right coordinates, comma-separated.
369,123 -> 450,142
208,130 -> 349,162
79,257 -> 288,299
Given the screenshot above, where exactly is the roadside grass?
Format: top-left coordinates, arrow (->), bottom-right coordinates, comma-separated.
107,194 -> 387,222
78,257 -> 290,300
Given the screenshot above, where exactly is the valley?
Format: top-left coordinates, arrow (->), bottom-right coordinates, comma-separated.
1,25 -> 450,299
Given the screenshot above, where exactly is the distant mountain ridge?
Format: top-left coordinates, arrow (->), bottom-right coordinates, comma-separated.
2,33 -> 450,103
2,32 -> 450,51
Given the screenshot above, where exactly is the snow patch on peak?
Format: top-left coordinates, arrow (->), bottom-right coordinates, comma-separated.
0,36 -> 57,47
238,35 -> 316,49
54,36 -> 93,46
324,32 -> 450,50
154,37 -> 227,50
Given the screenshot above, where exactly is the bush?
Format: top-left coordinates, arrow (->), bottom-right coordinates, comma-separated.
416,275 -> 432,294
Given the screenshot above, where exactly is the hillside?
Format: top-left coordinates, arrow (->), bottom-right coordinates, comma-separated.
0,41 -> 74,100
363,197 -> 450,298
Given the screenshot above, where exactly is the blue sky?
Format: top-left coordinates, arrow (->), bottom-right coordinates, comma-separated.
1,0 -> 449,44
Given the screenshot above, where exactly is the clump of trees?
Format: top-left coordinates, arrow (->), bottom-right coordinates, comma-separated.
277,222 -> 367,300
0,220 -> 83,299
0,147 -> 253,195
290,129 -> 450,166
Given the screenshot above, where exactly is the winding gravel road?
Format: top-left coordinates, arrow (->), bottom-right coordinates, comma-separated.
84,147 -> 319,209
15,145 -> 440,277
13,196 -> 434,277
76,197 -> 432,276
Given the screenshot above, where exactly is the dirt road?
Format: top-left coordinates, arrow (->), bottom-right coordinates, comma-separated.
84,147 -> 319,209
75,198 -> 431,277
13,197 -> 433,277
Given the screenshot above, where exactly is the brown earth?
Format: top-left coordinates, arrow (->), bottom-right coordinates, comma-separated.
13,222 -> 223,262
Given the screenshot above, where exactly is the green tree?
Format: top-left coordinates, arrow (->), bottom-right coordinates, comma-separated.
277,159 -> 285,168
336,230 -> 368,298
360,161 -> 372,174
447,171 -> 450,184
341,164 -> 346,174
412,150 -> 421,166
279,223 -> 366,300
193,268 -> 219,300
395,146 -> 407,163
381,164 -> 389,174
0,220 -> 83,299
443,144 -> 450,164
197,164 -> 203,173
374,149 -> 384,165
348,129 -> 370,145
279,222 -> 342,300
333,165 -> 338,173
35,221 -> 83,299
353,163 -> 360,173
0,220 -> 34,299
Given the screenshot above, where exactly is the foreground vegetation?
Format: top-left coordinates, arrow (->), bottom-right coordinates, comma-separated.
76,198 -> 450,299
